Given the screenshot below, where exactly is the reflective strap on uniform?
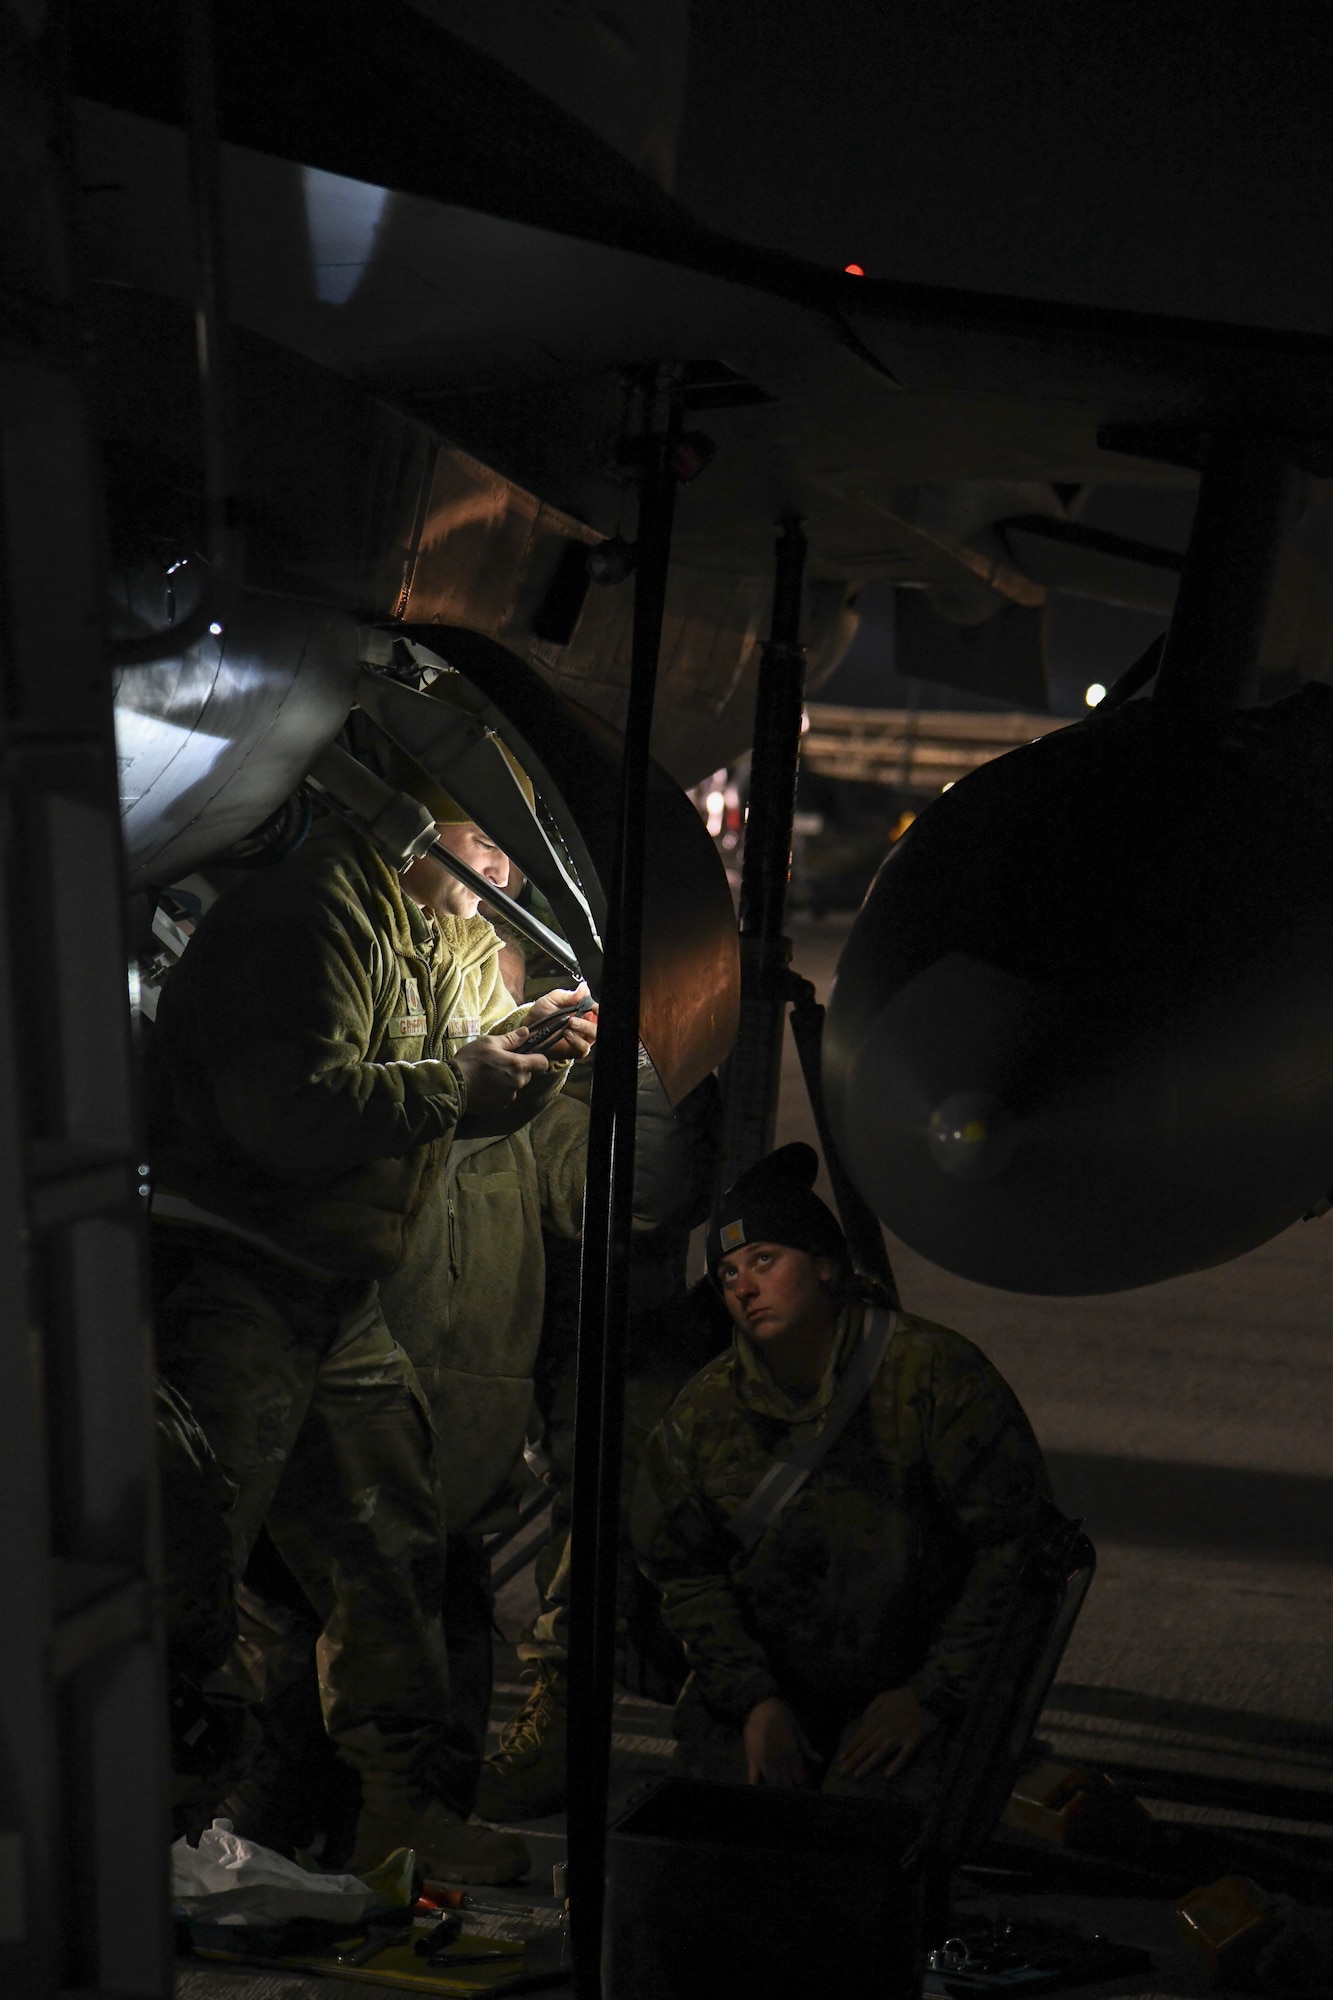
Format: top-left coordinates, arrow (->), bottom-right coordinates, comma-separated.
729,1306 -> 897,1555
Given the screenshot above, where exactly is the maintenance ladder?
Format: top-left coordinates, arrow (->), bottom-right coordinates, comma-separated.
0,7 -> 170,1994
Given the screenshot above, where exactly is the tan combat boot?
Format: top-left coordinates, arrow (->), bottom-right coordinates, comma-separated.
350,1783 -> 530,1885
474,1665 -> 569,1822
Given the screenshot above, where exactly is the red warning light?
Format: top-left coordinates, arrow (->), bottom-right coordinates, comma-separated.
844,263 -> 865,276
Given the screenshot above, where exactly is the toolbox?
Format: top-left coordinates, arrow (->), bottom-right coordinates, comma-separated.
603,1778 -> 923,1999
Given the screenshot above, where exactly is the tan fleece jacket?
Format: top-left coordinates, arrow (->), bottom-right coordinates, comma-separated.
146,821 -> 554,1279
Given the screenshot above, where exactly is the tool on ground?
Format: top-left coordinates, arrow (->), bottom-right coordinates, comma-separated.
335,1931 -> 392,1967
923,1912 -> 1151,1994
414,1912 -> 463,1956
422,1881 -> 553,1920
436,1950 -> 523,1968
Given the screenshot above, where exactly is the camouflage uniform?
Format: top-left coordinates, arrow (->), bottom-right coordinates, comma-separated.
156,1375 -> 237,1685
157,1376 -> 253,1836
472,916 -> 718,1679
631,1296 -> 1053,1791
148,820 -> 559,1280
381,1090 -> 588,1542
388,1058 -> 711,1780
474,1078 -> 724,1821
378,1086 -> 588,1808
147,820 -> 558,1816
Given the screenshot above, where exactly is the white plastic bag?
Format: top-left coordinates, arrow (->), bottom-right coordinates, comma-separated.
171,1818 -> 374,1926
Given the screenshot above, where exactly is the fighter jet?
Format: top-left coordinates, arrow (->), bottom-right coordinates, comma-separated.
70,0 -> 1333,1299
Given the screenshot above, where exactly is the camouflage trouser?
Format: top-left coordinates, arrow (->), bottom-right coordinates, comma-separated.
672,1680 -> 955,1814
231,1525 -> 494,1834
155,1376 -> 238,1683
436,1530 -> 495,1806
156,1376 -> 253,1833
153,1239 -> 452,1789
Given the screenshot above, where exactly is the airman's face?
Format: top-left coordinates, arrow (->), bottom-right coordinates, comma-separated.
406,821 -> 510,918
716,1240 -> 837,1344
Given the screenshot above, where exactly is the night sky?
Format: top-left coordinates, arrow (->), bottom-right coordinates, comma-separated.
676,2 -> 1333,335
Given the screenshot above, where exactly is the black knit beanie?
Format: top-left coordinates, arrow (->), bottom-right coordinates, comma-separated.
706,1143 -> 848,1287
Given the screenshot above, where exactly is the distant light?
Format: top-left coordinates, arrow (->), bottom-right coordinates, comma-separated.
941,780 -> 955,793
800,709 -> 810,733
1085,682 -> 1106,707
844,263 -> 865,277
704,789 -> 725,835
209,621 -> 223,637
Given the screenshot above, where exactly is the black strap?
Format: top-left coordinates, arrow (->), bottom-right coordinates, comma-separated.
730,1306 -> 897,1554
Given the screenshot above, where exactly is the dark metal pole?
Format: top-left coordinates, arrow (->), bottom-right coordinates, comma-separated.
1097,632 -> 1165,715
566,368 -> 680,1996
786,971 -> 899,1306
111,0 -> 240,665
1153,432 -> 1298,720
718,518 -> 808,1186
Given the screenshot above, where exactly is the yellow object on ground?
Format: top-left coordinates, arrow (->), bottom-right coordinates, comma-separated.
1003,1759 -> 1153,1855
356,1844 -> 418,1912
1176,1874 -> 1279,1983
195,1925 -> 559,1994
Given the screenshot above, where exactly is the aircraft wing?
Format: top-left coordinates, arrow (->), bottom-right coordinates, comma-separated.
72,0 -> 1333,751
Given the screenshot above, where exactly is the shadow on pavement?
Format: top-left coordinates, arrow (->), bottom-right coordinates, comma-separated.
1045,1450 -> 1333,1561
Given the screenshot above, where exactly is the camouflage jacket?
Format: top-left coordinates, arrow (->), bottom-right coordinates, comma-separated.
147,821 -> 563,1279
631,1296 -> 1053,1727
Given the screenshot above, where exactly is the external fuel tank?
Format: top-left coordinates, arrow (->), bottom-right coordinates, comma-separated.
824,686 -> 1333,1294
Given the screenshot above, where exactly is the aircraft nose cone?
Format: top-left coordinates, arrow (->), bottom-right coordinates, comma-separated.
823,697 -> 1333,1295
